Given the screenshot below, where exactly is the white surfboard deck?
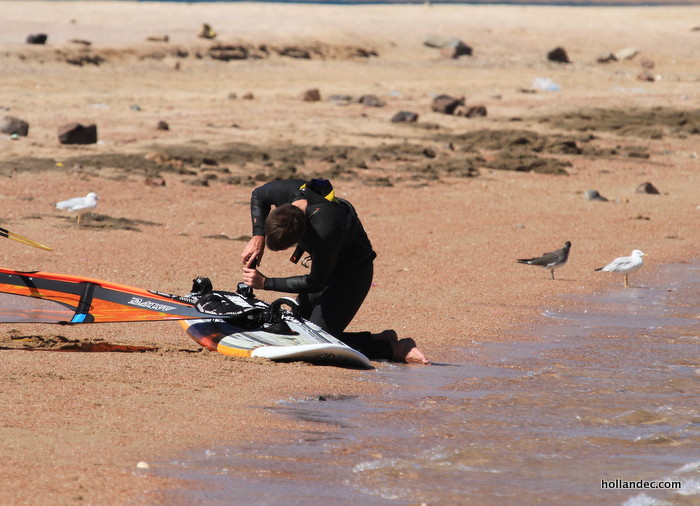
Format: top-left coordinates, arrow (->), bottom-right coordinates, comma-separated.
180,315 -> 372,369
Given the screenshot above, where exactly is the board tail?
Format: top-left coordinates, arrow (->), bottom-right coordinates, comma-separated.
0,267 -> 213,324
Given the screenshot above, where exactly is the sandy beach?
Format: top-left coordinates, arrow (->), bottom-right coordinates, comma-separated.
0,1 -> 699,503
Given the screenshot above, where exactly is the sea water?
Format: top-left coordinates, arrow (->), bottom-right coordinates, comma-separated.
151,263 -> 700,505
132,0 -> 688,6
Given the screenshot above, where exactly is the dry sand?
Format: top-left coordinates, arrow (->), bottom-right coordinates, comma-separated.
0,1 -> 699,503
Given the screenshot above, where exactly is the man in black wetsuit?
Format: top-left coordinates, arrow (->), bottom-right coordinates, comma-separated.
240,178 -> 429,365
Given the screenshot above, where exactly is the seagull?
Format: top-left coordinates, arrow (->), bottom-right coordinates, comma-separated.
56,192 -> 99,225
518,241 -> 571,280
595,249 -> 645,288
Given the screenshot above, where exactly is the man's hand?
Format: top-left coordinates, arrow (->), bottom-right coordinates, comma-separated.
241,235 -> 265,267
241,266 -> 266,290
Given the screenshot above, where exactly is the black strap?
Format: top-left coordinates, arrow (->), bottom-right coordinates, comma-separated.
70,282 -> 96,323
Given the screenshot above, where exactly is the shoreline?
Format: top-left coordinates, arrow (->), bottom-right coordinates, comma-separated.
149,258 -> 700,504
1,2 -> 699,503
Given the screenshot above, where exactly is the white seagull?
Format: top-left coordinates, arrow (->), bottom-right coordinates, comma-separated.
56,192 -> 99,225
595,249 -> 645,287
518,241 -> 571,280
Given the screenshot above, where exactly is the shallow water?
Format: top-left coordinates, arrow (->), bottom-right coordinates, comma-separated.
152,263 -> 700,505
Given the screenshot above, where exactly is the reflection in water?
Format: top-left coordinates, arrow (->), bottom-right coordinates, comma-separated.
155,264 -> 700,505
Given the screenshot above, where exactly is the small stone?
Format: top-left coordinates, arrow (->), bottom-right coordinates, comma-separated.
585,190 -> 608,202
300,89 -> 321,102
547,46 -> 570,63
457,104 -> 488,117
390,111 -> 419,123
57,123 -> 97,145
613,46 -> 640,61
26,34 -> 48,45
358,94 -> 385,107
431,95 -> 464,115
636,182 -> 660,195
637,71 -> 661,82
136,461 -> 150,469
0,116 -> 29,136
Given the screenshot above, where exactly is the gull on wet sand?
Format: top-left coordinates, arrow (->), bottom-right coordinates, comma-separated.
518,241 -> 571,280
595,249 -> 645,288
56,192 -> 99,225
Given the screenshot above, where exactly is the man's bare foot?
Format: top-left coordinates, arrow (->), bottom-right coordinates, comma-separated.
393,338 -> 430,365
372,330 -> 429,365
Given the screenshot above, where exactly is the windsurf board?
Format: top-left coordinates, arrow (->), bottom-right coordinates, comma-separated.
179,315 -> 372,369
180,311 -> 372,369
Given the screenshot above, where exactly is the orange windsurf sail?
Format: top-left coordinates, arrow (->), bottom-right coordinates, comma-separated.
0,268 -> 208,324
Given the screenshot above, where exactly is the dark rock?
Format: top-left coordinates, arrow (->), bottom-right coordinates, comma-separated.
636,182 -> 660,195
301,89 -> 321,102
440,40 -> 473,59
424,35 -> 473,58
26,34 -> 47,45
0,116 -> 29,136
391,111 -> 419,123
431,95 -> 464,115
547,46 -> 570,63
58,123 -> 97,145
359,95 -> 386,107
460,105 -> 488,118
637,70 -> 659,82
157,120 -> 170,131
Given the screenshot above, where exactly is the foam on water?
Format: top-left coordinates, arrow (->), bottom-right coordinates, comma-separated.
151,263 -> 700,505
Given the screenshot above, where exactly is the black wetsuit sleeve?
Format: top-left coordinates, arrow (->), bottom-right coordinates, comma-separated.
263,205 -> 343,293
250,179 -> 306,236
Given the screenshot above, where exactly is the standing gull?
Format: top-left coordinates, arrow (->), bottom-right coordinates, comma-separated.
56,192 -> 99,226
518,241 -> 571,280
595,249 -> 645,288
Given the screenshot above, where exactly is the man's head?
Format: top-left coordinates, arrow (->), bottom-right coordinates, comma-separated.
265,204 -> 306,251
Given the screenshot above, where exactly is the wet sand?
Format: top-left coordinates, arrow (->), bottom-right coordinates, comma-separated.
0,2 -> 699,503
